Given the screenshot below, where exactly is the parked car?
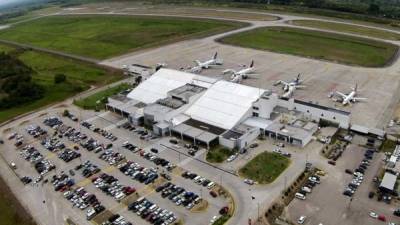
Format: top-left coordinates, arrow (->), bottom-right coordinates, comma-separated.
297,216 -> 306,224
244,179 -> 254,185
369,211 -> 378,219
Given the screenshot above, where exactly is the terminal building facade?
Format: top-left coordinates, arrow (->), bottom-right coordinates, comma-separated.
106,69 -> 352,149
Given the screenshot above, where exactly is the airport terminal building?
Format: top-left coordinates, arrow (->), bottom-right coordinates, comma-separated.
107,68 -> 352,149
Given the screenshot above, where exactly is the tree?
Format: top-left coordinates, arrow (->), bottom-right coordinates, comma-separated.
63,109 -> 70,117
368,3 -> 380,15
54,73 -> 66,84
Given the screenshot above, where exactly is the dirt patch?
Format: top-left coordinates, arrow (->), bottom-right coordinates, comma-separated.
92,210 -> 113,224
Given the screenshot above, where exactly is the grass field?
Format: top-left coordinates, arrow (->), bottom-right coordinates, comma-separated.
206,146 -> 234,163
239,152 -> 290,184
74,83 -> 131,110
290,20 -> 400,41
218,26 -> 398,67
0,45 -> 123,123
0,15 -> 245,59
0,174 -> 36,225
0,44 -> 14,53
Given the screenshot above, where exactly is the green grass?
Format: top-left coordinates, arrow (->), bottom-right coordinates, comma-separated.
206,146 -> 234,163
218,26 -> 398,67
0,44 -> 15,53
74,83 -> 131,110
212,215 -> 230,225
0,45 -> 123,123
0,15 -> 245,59
380,138 -> 397,153
0,175 -> 36,225
239,152 -> 290,184
291,20 -> 400,41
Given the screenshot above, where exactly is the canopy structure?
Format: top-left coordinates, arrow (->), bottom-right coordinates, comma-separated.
185,80 -> 264,130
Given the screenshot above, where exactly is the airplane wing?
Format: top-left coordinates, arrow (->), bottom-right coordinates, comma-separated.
194,60 -> 202,66
335,91 -> 347,99
222,69 -> 236,74
353,97 -> 367,101
276,80 -> 289,86
246,74 -> 259,78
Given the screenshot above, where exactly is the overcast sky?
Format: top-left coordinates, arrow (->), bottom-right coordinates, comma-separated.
0,0 -> 31,8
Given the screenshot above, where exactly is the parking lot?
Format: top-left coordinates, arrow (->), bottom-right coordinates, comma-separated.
0,108 -> 232,225
287,143 -> 400,225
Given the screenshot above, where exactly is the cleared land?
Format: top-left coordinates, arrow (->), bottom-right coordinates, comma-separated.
74,83 -> 131,110
0,15 -> 246,59
239,152 -> 290,184
0,45 -> 123,123
290,20 -> 400,41
218,26 -> 398,67
206,146 -> 233,163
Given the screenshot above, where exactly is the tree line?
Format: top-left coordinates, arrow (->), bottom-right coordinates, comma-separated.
0,52 -> 44,109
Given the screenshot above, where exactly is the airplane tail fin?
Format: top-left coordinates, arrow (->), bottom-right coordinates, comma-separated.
250,60 -> 254,68
296,73 -> 301,82
213,52 -> 218,60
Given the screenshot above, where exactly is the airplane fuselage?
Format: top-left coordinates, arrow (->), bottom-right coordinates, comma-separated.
342,91 -> 356,105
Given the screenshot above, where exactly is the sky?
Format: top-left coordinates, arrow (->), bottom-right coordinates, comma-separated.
0,0 -> 32,8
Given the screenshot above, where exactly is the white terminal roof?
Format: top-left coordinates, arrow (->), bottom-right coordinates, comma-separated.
127,68 -> 216,104
185,80 -> 264,130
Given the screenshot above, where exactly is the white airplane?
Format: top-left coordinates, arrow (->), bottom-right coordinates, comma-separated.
332,84 -> 367,106
282,84 -> 304,98
275,74 -> 304,91
223,60 -> 258,83
194,52 -> 222,69
185,65 -> 203,74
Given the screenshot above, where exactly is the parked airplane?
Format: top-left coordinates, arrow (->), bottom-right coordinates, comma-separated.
223,60 -> 258,83
194,52 -> 222,69
281,83 -> 306,98
331,84 -> 367,106
275,74 -> 304,91
185,65 -> 203,74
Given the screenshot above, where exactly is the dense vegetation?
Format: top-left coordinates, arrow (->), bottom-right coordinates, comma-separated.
219,26 -> 398,67
0,15 -> 245,59
0,53 -> 44,109
206,146 -> 235,163
0,45 -> 123,123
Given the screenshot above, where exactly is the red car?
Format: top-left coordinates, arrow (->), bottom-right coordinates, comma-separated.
124,187 -> 136,195
219,206 -> 229,215
378,215 -> 386,221
209,191 -> 218,198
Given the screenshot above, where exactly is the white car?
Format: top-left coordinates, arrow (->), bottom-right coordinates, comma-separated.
297,216 -> 306,224
301,186 -> 312,193
244,179 -> 254,185
369,211 -> 378,219
227,154 -> 237,162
